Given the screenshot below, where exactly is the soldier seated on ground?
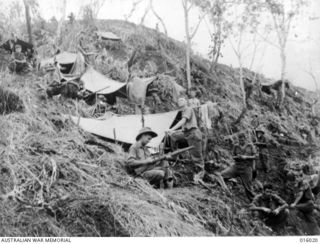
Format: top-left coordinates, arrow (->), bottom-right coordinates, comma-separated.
127,127 -> 173,189
290,177 -> 320,235
250,184 -> 289,228
221,132 -> 257,201
8,44 -> 29,73
46,77 -> 82,99
44,65 -> 59,85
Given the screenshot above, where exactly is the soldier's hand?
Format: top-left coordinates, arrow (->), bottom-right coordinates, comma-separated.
273,209 -> 280,215
145,158 -> 154,164
165,154 -> 173,160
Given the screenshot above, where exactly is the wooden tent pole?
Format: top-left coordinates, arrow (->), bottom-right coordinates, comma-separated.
141,103 -> 145,128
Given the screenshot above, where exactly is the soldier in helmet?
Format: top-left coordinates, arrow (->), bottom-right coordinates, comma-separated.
221,132 -> 257,201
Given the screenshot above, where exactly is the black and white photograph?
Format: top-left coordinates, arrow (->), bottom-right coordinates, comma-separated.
0,0 -> 320,240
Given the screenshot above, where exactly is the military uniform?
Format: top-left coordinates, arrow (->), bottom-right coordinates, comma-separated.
255,132 -> 269,172
188,98 -> 200,108
295,180 -> 320,235
251,192 -> 289,227
170,107 -> 204,170
222,142 -> 256,201
9,52 -> 28,73
127,142 -> 171,187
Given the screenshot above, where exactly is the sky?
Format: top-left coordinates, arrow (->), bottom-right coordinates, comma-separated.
37,0 -> 320,91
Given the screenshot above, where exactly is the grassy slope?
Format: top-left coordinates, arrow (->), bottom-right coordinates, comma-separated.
0,19 -> 319,236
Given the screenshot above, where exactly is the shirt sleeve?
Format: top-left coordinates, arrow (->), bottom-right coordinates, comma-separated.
127,146 -> 137,165
248,143 -> 257,155
182,107 -> 192,121
251,194 -> 262,207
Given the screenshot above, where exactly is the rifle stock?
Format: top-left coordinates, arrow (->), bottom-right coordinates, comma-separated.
134,146 -> 194,176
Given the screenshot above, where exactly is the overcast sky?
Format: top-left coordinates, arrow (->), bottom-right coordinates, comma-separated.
37,0 -> 320,91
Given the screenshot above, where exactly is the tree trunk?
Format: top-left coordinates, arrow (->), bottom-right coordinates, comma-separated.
280,46 -> 286,108
183,0 -> 192,91
56,0 -> 67,45
239,64 -> 246,109
23,0 -> 33,45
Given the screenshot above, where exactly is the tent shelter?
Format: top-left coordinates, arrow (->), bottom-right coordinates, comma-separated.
0,38 -> 34,58
96,31 -> 121,41
70,111 -> 180,148
40,52 -> 85,80
81,67 -> 126,96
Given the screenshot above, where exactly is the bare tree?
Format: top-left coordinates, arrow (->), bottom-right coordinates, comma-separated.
198,0 -> 229,72
56,0 -> 67,44
138,0 -> 168,35
182,0 -> 205,91
264,0 -> 307,108
125,0 -> 143,21
22,0 -> 33,44
304,62 -> 320,115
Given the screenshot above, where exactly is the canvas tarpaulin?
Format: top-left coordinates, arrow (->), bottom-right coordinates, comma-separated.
70,110 -> 179,148
39,52 -> 85,78
80,67 -> 127,95
55,52 -> 77,64
96,31 -> 121,41
0,38 -> 34,56
127,76 -> 157,105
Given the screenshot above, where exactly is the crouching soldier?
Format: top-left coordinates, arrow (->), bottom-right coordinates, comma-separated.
250,184 -> 289,229
290,178 -> 320,235
127,127 -> 173,189
221,132 -> 257,201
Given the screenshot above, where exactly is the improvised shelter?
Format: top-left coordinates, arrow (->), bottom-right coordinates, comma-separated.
80,67 -> 127,104
0,38 -> 34,58
40,52 -> 85,81
261,80 -> 290,95
96,31 -> 121,41
70,111 -> 180,148
96,31 -> 121,50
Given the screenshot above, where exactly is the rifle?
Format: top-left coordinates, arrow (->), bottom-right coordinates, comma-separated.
134,146 -> 194,176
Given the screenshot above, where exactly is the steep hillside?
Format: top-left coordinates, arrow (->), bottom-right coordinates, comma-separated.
0,19 -> 319,236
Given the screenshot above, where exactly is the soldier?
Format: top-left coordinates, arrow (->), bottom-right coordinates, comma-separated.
290,178 -> 320,235
8,44 -> 28,73
188,89 -> 201,108
221,132 -> 257,201
244,77 -> 253,107
44,65 -> 59,85
255,127 -> 270,173
250,184 -> 289,228
167,97 -> 205,183
127,127 -> 173,188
